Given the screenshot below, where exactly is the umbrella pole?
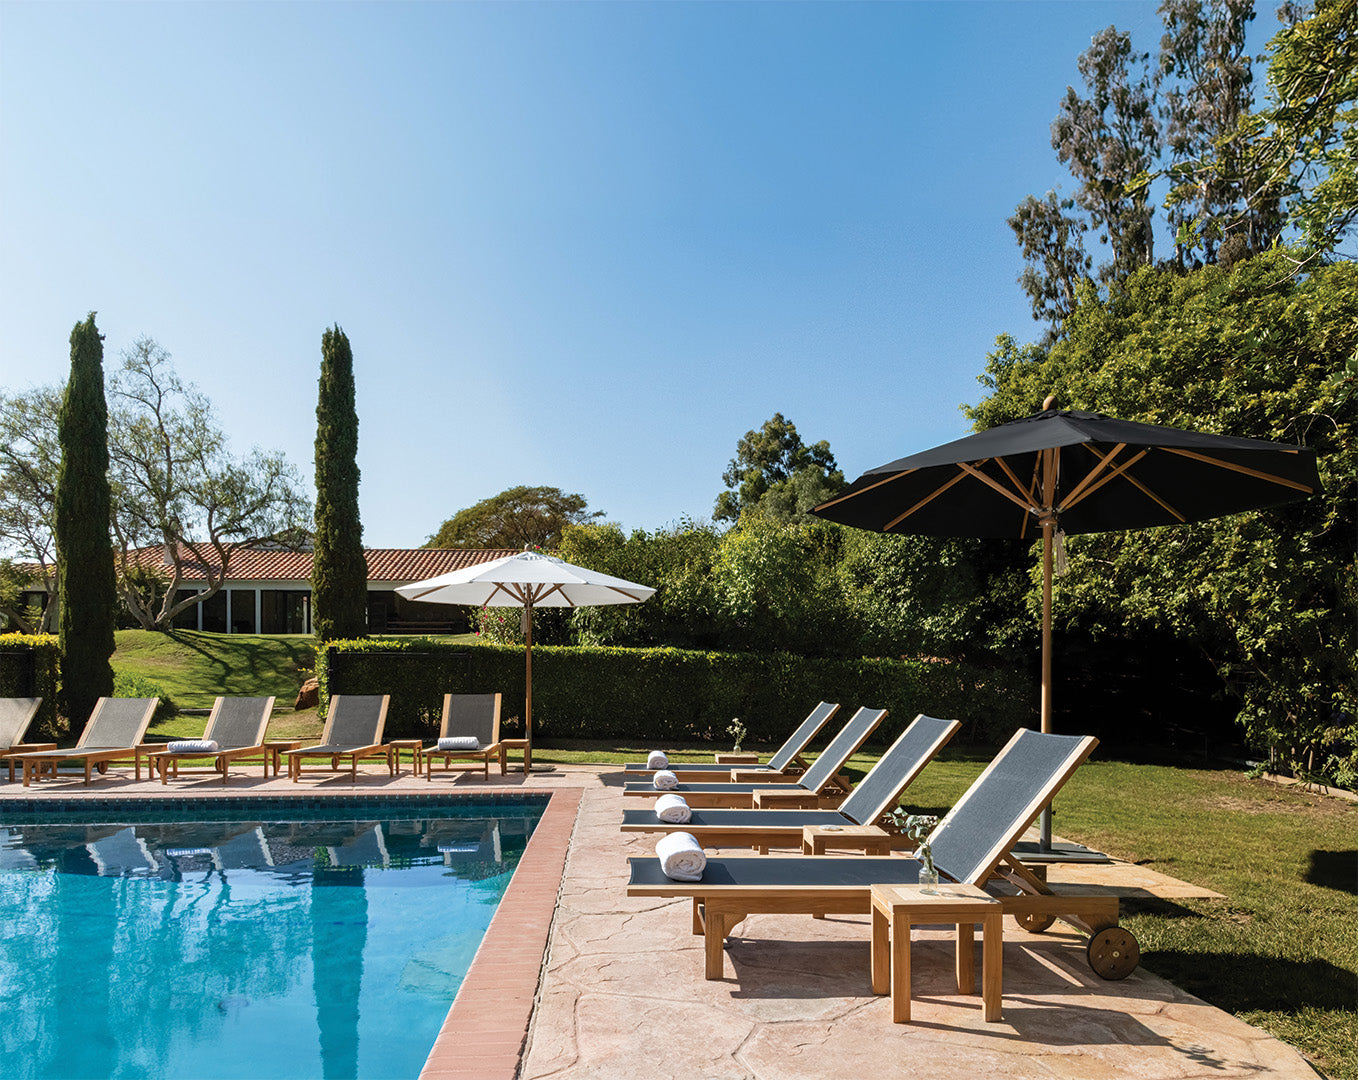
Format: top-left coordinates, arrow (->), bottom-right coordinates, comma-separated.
1040,523 -> 1054,850
524,597 -> 533,773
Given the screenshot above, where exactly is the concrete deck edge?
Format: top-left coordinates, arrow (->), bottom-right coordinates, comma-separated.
420,786 -> 582,1080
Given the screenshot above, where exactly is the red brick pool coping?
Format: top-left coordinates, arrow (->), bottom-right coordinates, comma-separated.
420,787 -> 582,1080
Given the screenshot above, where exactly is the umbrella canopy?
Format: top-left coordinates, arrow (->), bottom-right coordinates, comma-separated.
396,552 -> 655,770
812,406 -> 1322,846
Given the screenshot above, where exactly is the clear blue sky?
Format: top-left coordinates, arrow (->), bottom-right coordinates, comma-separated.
0,1 -> 1283,548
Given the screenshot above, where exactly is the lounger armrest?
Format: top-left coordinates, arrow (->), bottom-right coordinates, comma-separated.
728,767 -> 797,782
2,742 -> 58,755
751,790 -> 821,809
714,753 -> 760,765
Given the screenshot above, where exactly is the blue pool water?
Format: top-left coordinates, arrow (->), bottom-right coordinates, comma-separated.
0,796 -> 546,1080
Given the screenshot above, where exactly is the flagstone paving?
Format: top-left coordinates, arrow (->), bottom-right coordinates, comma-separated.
0,760 -> 1321,1079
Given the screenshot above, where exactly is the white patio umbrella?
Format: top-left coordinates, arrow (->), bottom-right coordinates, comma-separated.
395,551 -> 655,771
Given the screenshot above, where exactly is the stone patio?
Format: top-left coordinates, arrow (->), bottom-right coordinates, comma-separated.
0,759 -> 1322,1079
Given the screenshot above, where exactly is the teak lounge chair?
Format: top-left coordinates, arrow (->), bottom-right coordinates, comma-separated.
284,694 -> 391,782
624,701 -> 841,784
622,705 -> 884,807
627,728 -> 1140,982
0,698 -> 52,782
424,693 -> 503,780
13,697 -> 159,786
148,696 -> 277,785
621,713 -> 958,844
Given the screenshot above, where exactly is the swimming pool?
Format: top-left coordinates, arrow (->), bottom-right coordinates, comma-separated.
0,795 -> 548,1080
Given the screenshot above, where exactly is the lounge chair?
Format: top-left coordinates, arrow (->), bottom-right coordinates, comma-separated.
0,698 -> 53,782
424,693 -> 503,780
12,698 -> 159,786
627,728 -> 1139,981
624,701 -> 841,784
283,694 -> 391,782
623,705 -> 890,807
622,713 -> 956,845
147,696 -> 276,785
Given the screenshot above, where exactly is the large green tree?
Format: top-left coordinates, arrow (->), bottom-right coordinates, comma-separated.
311,326 -> 367,641
0,384 -> 61,630
970,251 -> 1356,779
55,313 -> 117,731
425,485 -> 602,550
713,413 -> 845,524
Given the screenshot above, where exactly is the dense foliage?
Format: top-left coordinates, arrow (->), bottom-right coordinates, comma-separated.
318,636 -> 1029,744
54,314 -> 116,732
713,413 -> 846,524
969,252 -> 1356,780
424,485 -> 602,549
311,326 -> 367,641
0,632 -> 61,737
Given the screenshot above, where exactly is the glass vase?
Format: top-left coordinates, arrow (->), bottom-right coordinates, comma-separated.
918,852 -> 939,894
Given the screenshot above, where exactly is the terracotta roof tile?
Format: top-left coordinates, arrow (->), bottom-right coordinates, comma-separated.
128,545 -> 517,585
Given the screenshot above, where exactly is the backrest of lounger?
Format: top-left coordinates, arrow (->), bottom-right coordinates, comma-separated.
839,714 -> 960,826
0,698 -> 42,749
76,698 -> 158,748
765,701 -> 840,773
797,706 -> 888,793
204,696 -> 275,749
931,728 -> 1098,888
322,695 -> 389,745
440,693 -> 502,746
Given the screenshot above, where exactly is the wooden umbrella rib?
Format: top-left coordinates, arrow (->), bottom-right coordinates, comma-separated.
1162,447 -> 1316,492
814,468 -> 918,511
1060,448 -> 1149,510
958,461 -> 1040,513
1058,443 -> 1128,509
882,469 -> 972,530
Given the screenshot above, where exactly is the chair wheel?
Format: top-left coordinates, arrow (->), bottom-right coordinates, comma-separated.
1087,926 -> 1140,979
1016,912 -> 1056,933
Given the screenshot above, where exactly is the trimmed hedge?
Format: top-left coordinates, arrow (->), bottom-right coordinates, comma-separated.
0,633 -> 62,738
318,638 -> 1032,744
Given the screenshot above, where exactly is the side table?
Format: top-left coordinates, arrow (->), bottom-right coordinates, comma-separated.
801,824 -> 894,855
498,739 -> 529,775
386,739 -> 424,777
262,739 -> 305,778
870,882 -> 1003,1023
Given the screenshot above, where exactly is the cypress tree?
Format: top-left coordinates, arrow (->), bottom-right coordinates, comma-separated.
311,325 -> 368,640
55,313 -> 117,734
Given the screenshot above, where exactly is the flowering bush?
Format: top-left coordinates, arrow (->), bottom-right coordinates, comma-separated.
472,605 -> 523,645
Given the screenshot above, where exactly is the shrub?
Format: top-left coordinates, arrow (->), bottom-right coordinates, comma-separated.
112,671 -> 178,726
0,632 -> 61,738
319,638 -> 1031,745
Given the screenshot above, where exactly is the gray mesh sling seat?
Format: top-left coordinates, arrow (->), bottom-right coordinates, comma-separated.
284,695 -> 391,783
622,705 -> 895,808
148,696 -> 276,785
627,728 -> 1140,981
623,701 -> 840,784
621,713 -> 958,846
424,693 -> 503,780
0,698 -> 51,782
12,698 -> 159,786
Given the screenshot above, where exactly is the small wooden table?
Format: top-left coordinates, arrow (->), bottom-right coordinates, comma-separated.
386,739 -> 424,777
498,739 -> 529,775
801,824 -> 894,855
870,882 -> 1003,1023
262,739 -> 305,777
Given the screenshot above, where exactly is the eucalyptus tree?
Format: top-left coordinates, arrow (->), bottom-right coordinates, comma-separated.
0,385 -> 62,630
713,413 -> 845,525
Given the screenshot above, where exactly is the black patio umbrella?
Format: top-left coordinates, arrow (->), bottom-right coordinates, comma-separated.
811,405 -> 1322,846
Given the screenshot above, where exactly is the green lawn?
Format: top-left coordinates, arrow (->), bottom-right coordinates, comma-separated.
106,632 -> 1356,1078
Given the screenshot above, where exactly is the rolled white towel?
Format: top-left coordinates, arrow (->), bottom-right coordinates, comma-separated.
647,750 -> 668,769
652,769 -> 678,790
438,736 -> 481,751
166,739 -> 220,754
656,832 -> 706,882
655,793 -> 691,824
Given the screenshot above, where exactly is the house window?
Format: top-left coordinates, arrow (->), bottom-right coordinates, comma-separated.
171,590 -> 200,630
262,590 -> 310,635
229,589 -> 257,634
201,590 -> 227,633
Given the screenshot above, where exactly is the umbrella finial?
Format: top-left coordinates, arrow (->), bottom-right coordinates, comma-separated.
1042,395 -> 1058,411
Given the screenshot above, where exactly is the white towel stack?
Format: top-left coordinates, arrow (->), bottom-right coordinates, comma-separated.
646,750 -> 669,769
655,793 -> 691,823
656,832 -> 706,881
652,769 -> 679,790
166,739 -> 220,754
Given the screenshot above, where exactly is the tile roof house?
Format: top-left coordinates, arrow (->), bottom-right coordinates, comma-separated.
132,545 -> 517,634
